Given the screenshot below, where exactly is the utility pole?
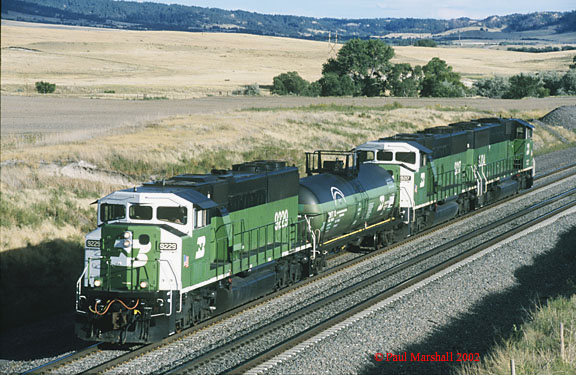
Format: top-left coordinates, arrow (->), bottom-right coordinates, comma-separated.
328,30 -> 338,57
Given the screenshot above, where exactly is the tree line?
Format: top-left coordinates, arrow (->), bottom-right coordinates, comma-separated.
271,39 -> 576,98
4,0 -> 576,40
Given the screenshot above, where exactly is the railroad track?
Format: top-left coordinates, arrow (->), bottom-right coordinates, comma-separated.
23,343 -> 104,374
21,163 -> 576,375
165,188 -> 576,374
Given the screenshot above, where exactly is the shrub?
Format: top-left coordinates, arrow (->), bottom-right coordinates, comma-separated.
35,81 -> 56,94
473,76 -> 510,98
414,39 -> 437,47
271,72 -> 310,95
388,63 -> 423,97
301,81 -> 321,97
559,69 -> 576,95
540,72 -> 563,96
504,73 -> 549,99
322,39 -> 394,97
243,83 -> 261,96
319,73 -> 356,96
421,57 -> 466,97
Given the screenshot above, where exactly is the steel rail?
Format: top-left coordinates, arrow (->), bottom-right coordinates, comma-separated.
22,342 -> 103,375
166,191 -> 576,374
79,166 -> 576,375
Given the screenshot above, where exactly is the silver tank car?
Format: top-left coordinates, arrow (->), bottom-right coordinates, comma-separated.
298,153 -> 397,243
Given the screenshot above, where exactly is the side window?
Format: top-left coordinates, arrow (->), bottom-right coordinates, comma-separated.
516,126 -> 525,140
357,151 -> 374,163
129,204 -> 152,220
195,209 -> 207,228
377,151 -> 393,161
100,203 -> 125,222
158,206 -> 187,224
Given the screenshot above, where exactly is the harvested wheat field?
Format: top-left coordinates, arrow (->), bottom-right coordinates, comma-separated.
392,46 -> 576,80
2,20 -> 575,98
0,20 -> 330,98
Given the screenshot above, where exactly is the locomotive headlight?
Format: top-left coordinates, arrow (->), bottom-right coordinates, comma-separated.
123,231 -> 132,239
123,239 -> 132,248
139,280 -> 149,289
94,279 -> 102,287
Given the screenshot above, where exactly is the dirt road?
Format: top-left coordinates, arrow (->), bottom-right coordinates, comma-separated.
2,95 -> 575,135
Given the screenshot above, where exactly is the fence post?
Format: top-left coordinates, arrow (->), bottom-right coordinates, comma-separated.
510,358 -> 516,375
560,322 -> 565,361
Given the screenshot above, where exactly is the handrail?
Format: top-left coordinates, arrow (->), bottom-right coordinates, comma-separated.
158,259 -> 182,313
76,264 -> 90,311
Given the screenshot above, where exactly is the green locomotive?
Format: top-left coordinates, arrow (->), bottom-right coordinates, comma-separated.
354,118 -> 534,234
76,118 -> 534,343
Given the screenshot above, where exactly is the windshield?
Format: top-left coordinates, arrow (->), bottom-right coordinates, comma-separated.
129,204 -> 153,220
100,202 -> 189,225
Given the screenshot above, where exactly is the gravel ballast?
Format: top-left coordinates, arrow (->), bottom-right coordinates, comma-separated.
540,105 -> 576,130
264,209 -> 576,375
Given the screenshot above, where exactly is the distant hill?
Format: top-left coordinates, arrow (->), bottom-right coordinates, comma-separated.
2,0 -> 575,42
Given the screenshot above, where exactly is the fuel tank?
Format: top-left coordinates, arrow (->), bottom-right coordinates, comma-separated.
299,163 -> 397,241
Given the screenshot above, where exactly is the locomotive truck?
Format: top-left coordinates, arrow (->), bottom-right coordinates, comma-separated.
76,117 -> 534,343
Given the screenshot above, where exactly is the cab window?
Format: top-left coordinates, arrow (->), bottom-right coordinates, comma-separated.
356,151 -> 374,163
195,209 -> 207,228
396,152 -> 416,164
158,206 -> 187,224
129,204 -> 153,220
516,126 -> 525,139
100,203 -> 125,222
377,151 -> 393,161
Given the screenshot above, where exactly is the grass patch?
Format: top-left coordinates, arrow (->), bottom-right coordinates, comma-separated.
534,142 -> 576,157
108,154 -> 155,179
0,190 -> 94,233
1,133 -> 46,150
428,105 -> 492,113
0,192 -> 44,229
243,102 -> 405,113
459,295 -> 576,375
241,143 -> 304,169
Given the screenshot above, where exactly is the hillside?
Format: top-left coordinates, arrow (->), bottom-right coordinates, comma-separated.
2,21 -> 574,98
2,0 -> 575,43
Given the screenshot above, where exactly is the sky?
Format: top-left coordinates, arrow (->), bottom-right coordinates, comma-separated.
150,0 -> 575,19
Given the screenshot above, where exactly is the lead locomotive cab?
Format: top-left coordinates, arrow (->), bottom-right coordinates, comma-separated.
76,190 -> 202,343
76,160 -> 305,344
